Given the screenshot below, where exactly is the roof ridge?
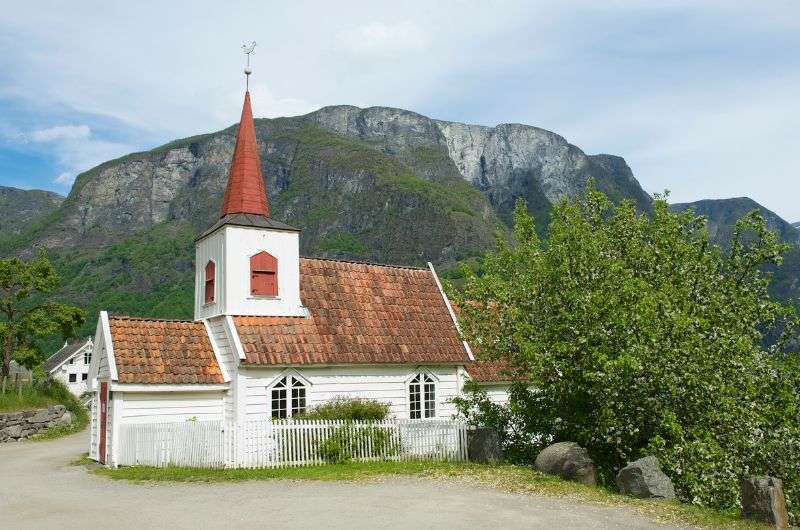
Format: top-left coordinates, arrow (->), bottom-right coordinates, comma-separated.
299,255 -> 428,271
109,315 -> 196,324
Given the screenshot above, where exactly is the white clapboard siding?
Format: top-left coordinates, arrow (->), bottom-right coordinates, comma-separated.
242,365 -> 462,420
116,419 -> 467,469
207,316 -> 237,421
120,392 -> 224,424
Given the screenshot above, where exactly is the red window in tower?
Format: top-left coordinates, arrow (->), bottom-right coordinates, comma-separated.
250,251 -> 277,297
204,261 -> 216,304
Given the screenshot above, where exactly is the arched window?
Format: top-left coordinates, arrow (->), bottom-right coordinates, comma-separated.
270,375 -> 307,418
204,261 -> 216,304
250,251 -> 277,297
409,373 -> 436,419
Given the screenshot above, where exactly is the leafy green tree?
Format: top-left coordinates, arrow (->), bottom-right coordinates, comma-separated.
452,183 -> 800,521
0,250 -> 85,378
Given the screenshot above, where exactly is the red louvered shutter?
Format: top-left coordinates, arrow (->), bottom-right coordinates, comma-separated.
204,261 -> 215,303
250,252 -> 277,296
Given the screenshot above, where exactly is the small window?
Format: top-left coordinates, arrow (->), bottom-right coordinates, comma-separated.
250,251 -> 277,297
270,375 -> 306,418
68,358 -> 74,365
84,350 -> 91,365
81,373 -> 88,381
68,373 -> 77,383
204,261 -> 216,304
409,373 -> 436,419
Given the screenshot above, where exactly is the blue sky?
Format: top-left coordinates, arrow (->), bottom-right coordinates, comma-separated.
1,1 -> 798,219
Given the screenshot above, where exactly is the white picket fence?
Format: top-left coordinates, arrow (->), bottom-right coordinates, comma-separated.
118,419 -> 467,469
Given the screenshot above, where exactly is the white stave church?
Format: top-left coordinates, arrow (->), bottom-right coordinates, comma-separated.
87,88 -> 511,466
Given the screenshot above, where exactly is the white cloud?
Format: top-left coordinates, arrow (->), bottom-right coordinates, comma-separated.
54,171 -> 73,184
337,22 -> 429,57
29,124 -> 90,142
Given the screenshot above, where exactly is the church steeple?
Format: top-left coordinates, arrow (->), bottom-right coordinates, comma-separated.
219,91 -> 270,218
195,43 -> 305,321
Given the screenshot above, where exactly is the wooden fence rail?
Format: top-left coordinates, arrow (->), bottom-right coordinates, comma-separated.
118,419 -> 468,469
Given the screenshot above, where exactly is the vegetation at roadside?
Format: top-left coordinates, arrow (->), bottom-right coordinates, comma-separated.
0,377 -> 89,438
0,250 -> 85,377
450,182 -> 800,524
94,460 -> 764,529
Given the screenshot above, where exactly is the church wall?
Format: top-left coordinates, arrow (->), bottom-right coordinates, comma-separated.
239,364 -> 467,421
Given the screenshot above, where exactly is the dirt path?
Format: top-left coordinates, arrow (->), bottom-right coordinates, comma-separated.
0,431 -> 686,529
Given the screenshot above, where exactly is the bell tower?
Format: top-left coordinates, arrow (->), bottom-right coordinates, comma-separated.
194,45 -> 305,321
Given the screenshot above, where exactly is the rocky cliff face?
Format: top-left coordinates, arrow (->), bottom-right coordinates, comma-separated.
0,186 -> 63,237
13,105 -> 652,260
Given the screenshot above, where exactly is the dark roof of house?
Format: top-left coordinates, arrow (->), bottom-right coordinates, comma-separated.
235,257 -> 470,366
466,360 -> 520,383
108,316 -> 224,384
196,213 -> 300,241
44,339 -> 90,372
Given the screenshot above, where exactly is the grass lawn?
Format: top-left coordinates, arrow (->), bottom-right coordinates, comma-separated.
95,460 -> 765,529
0,385 -> 58,412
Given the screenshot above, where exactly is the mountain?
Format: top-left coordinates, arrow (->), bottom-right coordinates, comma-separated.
0,186 -> 63,237
669,197 -> 800,247
669,197 -> 800,307
0,104 -> 673,333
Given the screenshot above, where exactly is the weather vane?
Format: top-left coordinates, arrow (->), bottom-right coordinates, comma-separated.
242,41 -> 256,90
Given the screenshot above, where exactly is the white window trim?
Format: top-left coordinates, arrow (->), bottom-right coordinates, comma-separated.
267,369 -> 310,419
406,369 -> 439,420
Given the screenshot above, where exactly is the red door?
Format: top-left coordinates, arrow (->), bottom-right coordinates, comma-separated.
99,382 -> 108,465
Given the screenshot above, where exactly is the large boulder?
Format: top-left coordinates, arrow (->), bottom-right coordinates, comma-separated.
741,476 -> 789,528
56,411 -> 73,426
534,442 -> 596,485
616,456 -> 675,500
468,427 -> 502,464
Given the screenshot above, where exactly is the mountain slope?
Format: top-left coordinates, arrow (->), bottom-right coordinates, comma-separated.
669,197 -> 800,247
669,197 -> 800,306
0,186 -> 63,237
0,104 -> 652,330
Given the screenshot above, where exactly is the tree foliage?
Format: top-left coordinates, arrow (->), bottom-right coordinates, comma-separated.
451,183 -> 800,521
0,250 -> 85,377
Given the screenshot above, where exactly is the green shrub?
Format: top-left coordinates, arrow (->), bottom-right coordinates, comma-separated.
316,424 -> 399,464
296,397 -> 390,421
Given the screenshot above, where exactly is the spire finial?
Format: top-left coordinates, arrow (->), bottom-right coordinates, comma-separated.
242,41 -> 256,91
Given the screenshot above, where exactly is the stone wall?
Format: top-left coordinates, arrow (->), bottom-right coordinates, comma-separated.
0,405 -> 73,442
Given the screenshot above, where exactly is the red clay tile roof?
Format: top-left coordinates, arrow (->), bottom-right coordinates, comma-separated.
108,316 -> 224,384
466,360 -> 520,383
220,91 -> 270,218
235,258 -> 471,365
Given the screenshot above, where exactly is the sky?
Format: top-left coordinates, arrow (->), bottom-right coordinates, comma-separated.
1,1 -> 798,220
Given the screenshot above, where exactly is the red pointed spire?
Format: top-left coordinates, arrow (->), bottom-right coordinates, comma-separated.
220,91 -> 270,218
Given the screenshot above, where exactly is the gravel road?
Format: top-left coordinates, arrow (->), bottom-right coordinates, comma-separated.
0,431 -> 685,529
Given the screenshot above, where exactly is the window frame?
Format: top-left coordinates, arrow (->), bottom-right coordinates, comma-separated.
268,373 -> 308,419
408,372 -> 438,419
83,349 -> 91,365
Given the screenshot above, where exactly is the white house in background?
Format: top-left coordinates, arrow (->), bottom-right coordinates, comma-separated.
44,338 -> 93,397
87,88 -> 510,466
